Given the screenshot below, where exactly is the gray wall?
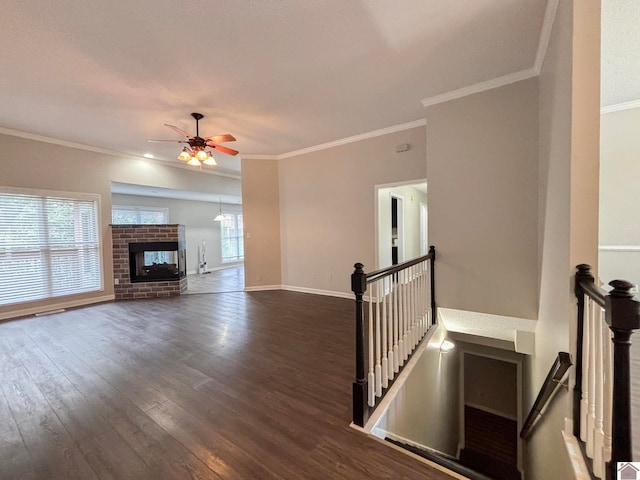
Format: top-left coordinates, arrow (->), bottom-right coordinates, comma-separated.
426,78 -> 539,320
276,126 -> 427,294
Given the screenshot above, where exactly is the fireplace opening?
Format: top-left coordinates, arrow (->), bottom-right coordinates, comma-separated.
129,241 -> 186,283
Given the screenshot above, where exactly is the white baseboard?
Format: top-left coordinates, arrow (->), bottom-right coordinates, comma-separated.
562,418 -> 592,480
243,285 -> 283,292
0,294 -> 115,321
281,285 -> 352,300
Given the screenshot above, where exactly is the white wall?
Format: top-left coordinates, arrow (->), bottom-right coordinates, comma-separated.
277,126 -> 427,294
0,133 -> 241,318
599,108 -> 640,286
111,193 -> 242,273
377,183 -> 427,269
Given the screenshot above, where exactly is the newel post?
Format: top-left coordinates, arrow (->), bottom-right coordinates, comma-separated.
352,263 -> 368,427
429,245 -> 436,325
573,264 -> 594,437
606,279 -> 640,479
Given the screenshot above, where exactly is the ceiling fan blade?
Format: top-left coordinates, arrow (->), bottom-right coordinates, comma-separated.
147,139 -> 189,143
204,134 -> 236,143
208,143 -> 239,156
164,124 -> 193,138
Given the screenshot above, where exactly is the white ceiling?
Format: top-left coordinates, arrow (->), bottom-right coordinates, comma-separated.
601,0 -> 640,107
0,0 -> 548,176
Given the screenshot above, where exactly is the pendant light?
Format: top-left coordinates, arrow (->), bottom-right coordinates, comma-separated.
214,198 -> 224,222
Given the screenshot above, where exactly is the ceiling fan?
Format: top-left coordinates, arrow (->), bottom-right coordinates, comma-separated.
148,112 -> 238,166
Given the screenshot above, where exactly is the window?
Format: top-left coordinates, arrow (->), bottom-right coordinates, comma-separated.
112,206 -> 170,263
221,213 -> 244,262
111,205 -> 168,225
0,188 -> 102,306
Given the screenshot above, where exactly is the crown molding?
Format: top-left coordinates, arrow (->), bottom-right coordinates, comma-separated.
0,126 -> 241,179
421,0 -> 559,109
0,126 -> 130,157
421,68 -> 538,108
277,119 -> 426,159
600,100 -> 640,115
241,154 -> 279,160
533,0 -> 560,74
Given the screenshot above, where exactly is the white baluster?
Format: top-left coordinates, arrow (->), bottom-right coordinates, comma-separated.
602,324 -> 613,471
586,298 -> 597,458
368,286 -> 375,407
388,275 -> 395,380
580,295 -> 590,442
398,271 -> 405,366
381,277 -> 388,389
393,273 -> 400,373
420,261 -> 425,337
402,269 -> 409,362
374,281 -> 382,398
593,307 -> 605,478
412,265 -> 418,347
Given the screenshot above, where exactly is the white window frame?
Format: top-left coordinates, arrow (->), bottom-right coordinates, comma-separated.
221,213 -> 244,263
111,205 -> 169,224
0,186 -> 103,306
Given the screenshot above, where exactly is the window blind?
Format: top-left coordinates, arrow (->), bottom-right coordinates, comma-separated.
0,191 -> 102,306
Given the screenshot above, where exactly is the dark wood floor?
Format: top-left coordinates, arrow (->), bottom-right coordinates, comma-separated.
0,291 -> 453,479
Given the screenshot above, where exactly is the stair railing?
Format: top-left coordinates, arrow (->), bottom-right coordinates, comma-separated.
520,352 -> 572,439
352,246 -> 436,427
574,264 -> 640,479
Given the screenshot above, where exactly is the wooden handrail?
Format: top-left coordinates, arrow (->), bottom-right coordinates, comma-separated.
520,352 -> 572,439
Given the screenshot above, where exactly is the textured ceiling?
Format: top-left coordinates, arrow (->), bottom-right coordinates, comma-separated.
601,0 -> 640,107
0,1 -> 548,174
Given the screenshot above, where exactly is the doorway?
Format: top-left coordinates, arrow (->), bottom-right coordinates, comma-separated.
391,195 -> 403,265
375,180 -> 427,269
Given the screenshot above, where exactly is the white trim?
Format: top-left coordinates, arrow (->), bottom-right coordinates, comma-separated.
240,154 -> 279,160
601,99 -> 640,115
421,0 -> 558,109
562,418 -> 592,480
364,325 -> 440,432
1,185 -> 100,202
421,68 -> 537,108
533,0 -> 560,73
0,126 -> 241,180
598,245 -> 640,252
243,285 -> 282,292
280,285 -> 353,300
0,294 -> 115,321
278,119 -> 426,159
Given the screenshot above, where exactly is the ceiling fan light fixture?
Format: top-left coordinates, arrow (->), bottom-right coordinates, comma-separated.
151,113 -> 238,168
203,152 -> 217,166
178,148 -> 191,161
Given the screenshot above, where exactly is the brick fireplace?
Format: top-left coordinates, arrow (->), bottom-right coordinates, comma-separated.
111,224 -> 187,299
